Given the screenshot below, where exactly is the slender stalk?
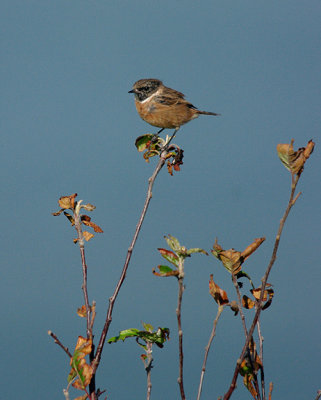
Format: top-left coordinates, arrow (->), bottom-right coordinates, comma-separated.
92,154 -> 166,373
48,330 -> 72,358
197,305 -> 224,400
74,207 -> 97,399
74,209 -> 91,340
231,273 -> 248,337
145,342 -> 153,400
176,276 -> 186,400
257,318 -> 266,399
223,174 -> 301,400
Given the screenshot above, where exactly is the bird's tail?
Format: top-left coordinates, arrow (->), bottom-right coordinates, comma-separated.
197,110 -> 221,116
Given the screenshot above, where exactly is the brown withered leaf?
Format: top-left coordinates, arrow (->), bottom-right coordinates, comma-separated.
58,193 -> 77,210
277,139 -> 315,175
69,336 -> 93,390
52,209 -> 65,216
240,337 -> 263,399
212,238 -> 265,275
241,238 -> 265,261
209,274 -> 229,305
82,203 -> 96,212
81,215 -> 103,232
167,161 -> 174,176
251,285 -> 274,310
63,211 -> 75,225
83,231 -> 94,241
77,305 -> 87,318
212,239 -> 243,274
242,295 -> 256,309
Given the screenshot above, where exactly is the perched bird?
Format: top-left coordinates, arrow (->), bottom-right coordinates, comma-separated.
129,78 -> 220,141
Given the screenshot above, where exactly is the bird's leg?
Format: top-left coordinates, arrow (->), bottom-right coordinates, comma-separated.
151,128 -> 165,144
165,128 -> 179,148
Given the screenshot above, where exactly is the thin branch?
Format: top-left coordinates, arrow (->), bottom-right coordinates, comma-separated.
145,342 -> 153,400
197,305 -> 224,400
48,330 -> 72,358
231,273 -> 248,337
314,390 -> 321,400
257,317 -> 266,400
92,153 -> 167,373
176,276 -> 186,400
74,207 -> 91,340
223,174 -> 301,400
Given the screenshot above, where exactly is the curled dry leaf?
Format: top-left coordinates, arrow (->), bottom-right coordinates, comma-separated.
242,295 -> 256,309
58,193 -> 78,210
209,274 -> 229,305
212,238 -> 265,274
77,305 -> 87,318
277,139 -> 315,175
241,237 -> 265,261
83,231 -> 94,241
211,239 -> 243,274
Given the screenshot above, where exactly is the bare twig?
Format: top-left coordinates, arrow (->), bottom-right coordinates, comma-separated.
314,390 -> 321,400
48,330 -> 72,358
231,273 -> 248,337
257,317 -> 266,399
74,205 -> 92,340
197,305 -> 224,400
92,153 -> 167,374
145,341 -> 153,400
223,174 -> 301,400
177,275 -> 186,400
268,382 -> 273,400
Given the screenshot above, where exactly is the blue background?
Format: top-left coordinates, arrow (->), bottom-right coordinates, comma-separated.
1,1 -> 320,399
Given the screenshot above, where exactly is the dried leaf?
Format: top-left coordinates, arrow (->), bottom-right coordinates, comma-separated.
83,219 -> 104,233
83,231 -> 94,241
82,203 -> 96,212
242,295 -> 256,309
52,209 -> 65,216
68,336 -> 93,390
277,139 -> 315,175
240,338 -> 263,399
212,238 -> 264,275
209,274 -> 229,305
251,285 -> 274,310
241,238 -> 265,260
77,305 -> 87,318
58,193 -> 77,210
63,211 -> 75,225
211,239 -> 242,274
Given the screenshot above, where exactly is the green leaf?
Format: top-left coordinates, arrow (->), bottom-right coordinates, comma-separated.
108,328 -> 141,343
164,235 -> 181,252
186,248 -> 209,256
142,322 -> 153,333
153,265 -> 179,277
135,134 -> 155,152
157,248 -> 179,267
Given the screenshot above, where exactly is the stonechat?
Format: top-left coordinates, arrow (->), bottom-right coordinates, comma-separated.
129,78 -> 220,141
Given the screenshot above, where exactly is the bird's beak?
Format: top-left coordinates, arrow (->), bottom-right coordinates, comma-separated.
128,89 -> 135,94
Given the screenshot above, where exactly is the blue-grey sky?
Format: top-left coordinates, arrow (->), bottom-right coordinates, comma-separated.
1,1 -> 320,399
